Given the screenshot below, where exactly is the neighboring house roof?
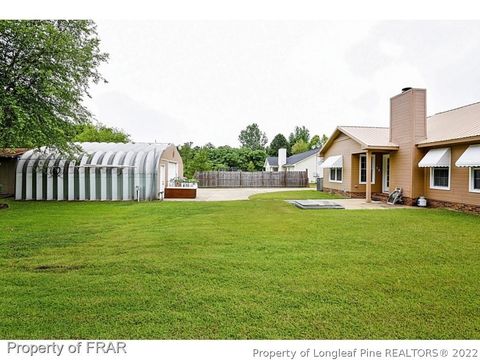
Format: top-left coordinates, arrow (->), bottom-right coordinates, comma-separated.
265,148 -> 320,167
285,148 -> 320,165
321,126 -> 399,155
266,156 -> 278,166
418,101 -> 480,146
0,148 -> 30,158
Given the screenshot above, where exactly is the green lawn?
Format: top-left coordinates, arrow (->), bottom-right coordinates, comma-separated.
249,189 -> 342,200
0,193 -> 479,339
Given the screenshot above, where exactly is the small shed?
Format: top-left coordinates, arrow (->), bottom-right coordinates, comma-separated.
0,148 -> 30,196
15,142 -> 183,201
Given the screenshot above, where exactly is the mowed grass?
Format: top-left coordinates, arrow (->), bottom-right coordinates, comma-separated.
0,194 -> 479,339
249,190 -> 343,201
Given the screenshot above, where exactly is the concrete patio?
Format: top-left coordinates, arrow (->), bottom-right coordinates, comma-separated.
165,188 -> 417,209
306,198 -> 414,210
165,187 -> 311,201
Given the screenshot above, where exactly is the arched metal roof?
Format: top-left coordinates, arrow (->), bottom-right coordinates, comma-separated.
15,142 -> 174,201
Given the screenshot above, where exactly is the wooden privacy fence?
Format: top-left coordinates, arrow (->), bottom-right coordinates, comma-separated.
194,171 -> 308,188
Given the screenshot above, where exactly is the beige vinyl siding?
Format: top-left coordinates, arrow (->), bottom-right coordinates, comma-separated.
351,153 -> 382,193
389,88 -> 426,199
322,133 -> 362,192
424,143 -> 480,206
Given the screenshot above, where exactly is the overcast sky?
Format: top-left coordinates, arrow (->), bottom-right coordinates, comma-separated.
85,20 -> 480,147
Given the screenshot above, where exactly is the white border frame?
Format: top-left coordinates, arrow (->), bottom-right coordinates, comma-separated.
469,167 -> 480,193
430,167 -> 451,191
382,154 -> 390,193
359,154 -> 376,185
329,167 -> 343,183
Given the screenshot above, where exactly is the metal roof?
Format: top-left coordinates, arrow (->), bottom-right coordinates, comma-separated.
456,145 -> 480,167
320,155 -> 343,168
321,126 -> 399,154
418,101 -> 480,145
15,142 -> 175,201
418,148 -> 451,168
338,126 -> 398,148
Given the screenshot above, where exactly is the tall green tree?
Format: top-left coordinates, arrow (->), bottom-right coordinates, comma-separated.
238,123 -> 268,150
320,134 -> 329,147
291,139 -> 310,154
268,133 -> 290,156
288,126 -> 310,147
74,123 -> 130,143
309,134 -> 329,149
190,148 -> 212,175
179,142 -> 268,176
309,134 -> 321,149
0,20 -> 108,152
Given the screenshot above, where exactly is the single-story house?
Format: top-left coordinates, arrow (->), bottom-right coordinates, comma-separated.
0,148 -> 30,196
14,142 -> 183,201
320,87 -> 480,213
264,148 -> 322,183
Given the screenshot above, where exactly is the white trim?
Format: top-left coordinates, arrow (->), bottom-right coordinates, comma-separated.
359,154 -> 376,185
329,167 -> 343,183
430,167 -> 451,190
382,154 -> 390,193
469,167 -> 480,193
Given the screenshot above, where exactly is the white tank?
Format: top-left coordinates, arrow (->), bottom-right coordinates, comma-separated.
417,196 -> 427,207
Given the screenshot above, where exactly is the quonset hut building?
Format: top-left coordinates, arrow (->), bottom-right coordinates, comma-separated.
15,142 -> 183,201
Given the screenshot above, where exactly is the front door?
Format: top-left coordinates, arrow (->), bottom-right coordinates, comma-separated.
382,154 -> 390,193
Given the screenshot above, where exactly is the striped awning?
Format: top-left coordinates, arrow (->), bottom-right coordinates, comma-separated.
320,155 -> 343,168
455,145 -> 480,167
418,148 -> 451,168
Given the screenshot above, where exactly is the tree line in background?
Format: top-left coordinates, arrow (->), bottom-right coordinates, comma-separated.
179,123 -> 328,178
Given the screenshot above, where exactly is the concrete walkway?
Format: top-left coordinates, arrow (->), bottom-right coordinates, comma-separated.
165,187 -> 311,201
319,198 -> 414,210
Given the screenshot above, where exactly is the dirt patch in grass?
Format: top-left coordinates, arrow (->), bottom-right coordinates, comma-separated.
32,264 -> 85,273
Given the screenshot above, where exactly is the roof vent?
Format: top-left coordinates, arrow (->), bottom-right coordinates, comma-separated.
402,87 -> 412,92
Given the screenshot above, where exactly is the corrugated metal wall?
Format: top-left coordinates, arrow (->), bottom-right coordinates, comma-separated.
15,142 -> 176,201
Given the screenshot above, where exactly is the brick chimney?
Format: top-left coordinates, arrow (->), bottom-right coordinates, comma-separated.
389,88 -> 427,202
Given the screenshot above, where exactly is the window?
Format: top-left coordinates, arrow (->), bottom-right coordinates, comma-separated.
430,167 -> 450,190
329,167 -> 342,182
359,154 -> 376,184
470,168 -> 480,193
